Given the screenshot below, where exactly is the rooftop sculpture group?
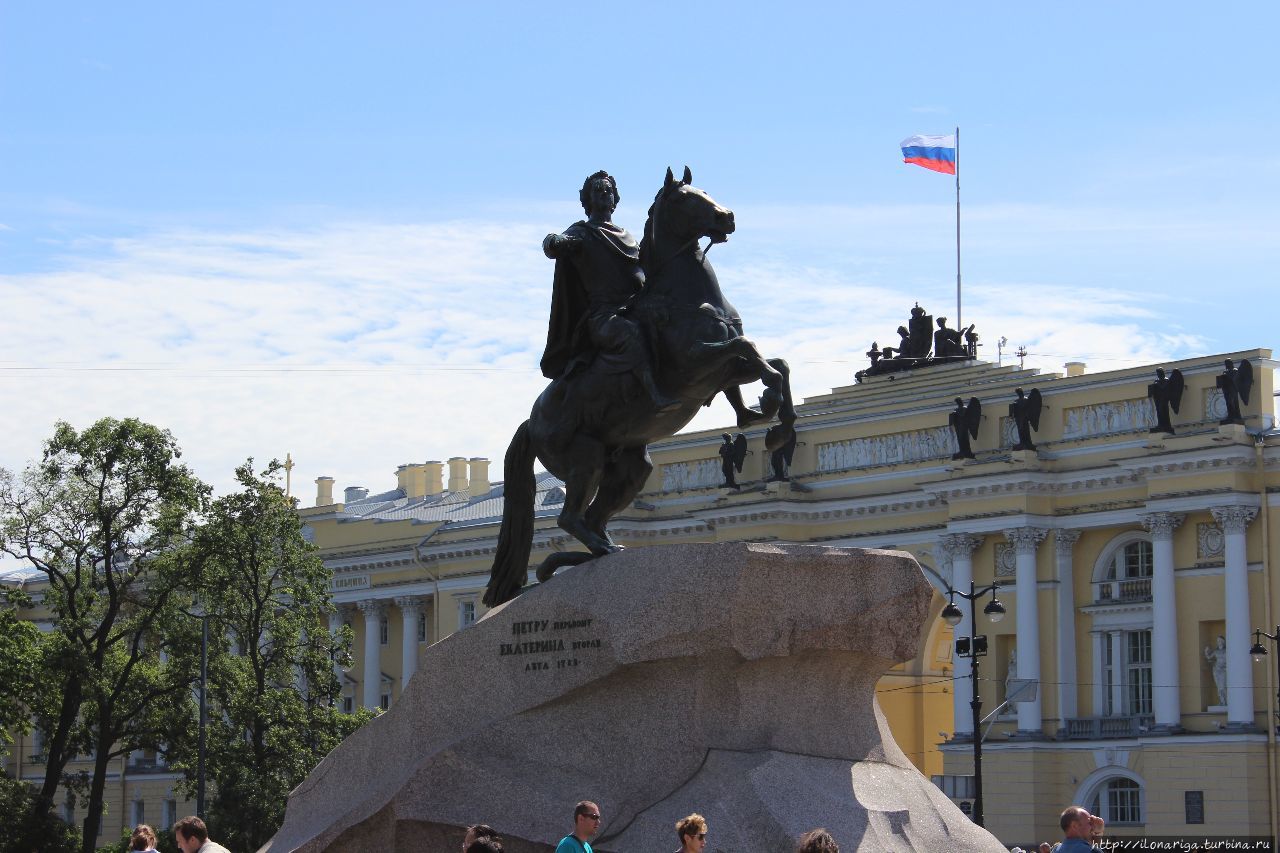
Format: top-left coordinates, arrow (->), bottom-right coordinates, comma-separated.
484,168 -> 796,607
857,303 -> 978,381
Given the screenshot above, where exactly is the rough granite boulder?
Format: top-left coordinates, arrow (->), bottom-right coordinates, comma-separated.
260,542 -> 1005,852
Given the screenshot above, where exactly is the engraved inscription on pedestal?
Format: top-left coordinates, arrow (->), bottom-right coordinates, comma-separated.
499,618 -> 602,672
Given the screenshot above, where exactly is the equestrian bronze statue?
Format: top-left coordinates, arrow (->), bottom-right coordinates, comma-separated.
484,167 -> 795,606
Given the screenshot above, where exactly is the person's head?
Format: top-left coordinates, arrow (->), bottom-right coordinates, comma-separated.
573,801 -> 601,840
466,839 -> 503,853
130,824 -> 157,851
1218,635 -> 1226,649
1059,806 -> 1091,838
1156,367 -> 1166,379
676,813 -> 707,851
173,816 -> 208,853
797,827 -> 840,853
580,171 -> 619,218
1039,843 -> 1052,853
937,317 -> 947,328
462,824 -> 498,850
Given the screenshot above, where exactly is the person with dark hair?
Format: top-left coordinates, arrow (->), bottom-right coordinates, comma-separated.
555,800 -> 601,852
466,838 -> 503,853
463,823 -> 499,850
797,827 -> 839,853
172,816 -> 231,853
129,824 -> 159,852
674,812 -> 707,852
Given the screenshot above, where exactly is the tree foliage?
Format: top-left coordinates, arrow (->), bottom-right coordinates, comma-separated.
0,418 -> 207,853
171,459 -> 372,852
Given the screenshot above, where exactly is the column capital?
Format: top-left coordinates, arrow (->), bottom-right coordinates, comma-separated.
1140,512 -> 1185,540
1003,527 -> 1049,554
394,595 -> 424,613
357,598 -> 388,617
939,533 -> 984,558
1211,506 -> 1258,535
1053,529 -> 1082,555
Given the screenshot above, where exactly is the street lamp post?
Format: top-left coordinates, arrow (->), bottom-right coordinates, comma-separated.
1251,626 -> 1280,726
940,581 -> 1006,828
181,599 -> 209,819
197,608 -> 207,819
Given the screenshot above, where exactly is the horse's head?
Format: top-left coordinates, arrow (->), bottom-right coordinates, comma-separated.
641,166 -> 735,270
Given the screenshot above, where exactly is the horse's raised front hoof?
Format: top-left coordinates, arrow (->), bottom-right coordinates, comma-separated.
758,387 -> 783,418
736,406 -> 768,428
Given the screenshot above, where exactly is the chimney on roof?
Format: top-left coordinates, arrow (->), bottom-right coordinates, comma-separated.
315,476 -> 335,507
424,461 -> 444,497
1065,361 -> 1086,377
396,463 -> 427,499
344,486 -> 369,503
469,458 -> 490,496
447,457 -> 469,492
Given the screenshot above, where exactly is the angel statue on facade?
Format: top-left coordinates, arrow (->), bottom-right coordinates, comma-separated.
1009,387 -> 1043,451
720,433 -> 748,489
949,396 -> 982,460
1216,359 -> 1253,425
1147,367 -> 1184,434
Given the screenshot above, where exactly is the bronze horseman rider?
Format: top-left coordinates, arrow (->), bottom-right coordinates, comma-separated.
540,170 -> 681,412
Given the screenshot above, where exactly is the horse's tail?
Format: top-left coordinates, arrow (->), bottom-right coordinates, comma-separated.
483,420 -> 537,608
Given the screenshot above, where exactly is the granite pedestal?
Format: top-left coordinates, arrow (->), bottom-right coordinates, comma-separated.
260,542 -> 1005,852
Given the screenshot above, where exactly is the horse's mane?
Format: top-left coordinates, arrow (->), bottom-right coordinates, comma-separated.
638,184 -> 669,276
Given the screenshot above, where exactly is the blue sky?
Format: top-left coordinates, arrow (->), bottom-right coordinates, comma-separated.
1,2 -> 1277,499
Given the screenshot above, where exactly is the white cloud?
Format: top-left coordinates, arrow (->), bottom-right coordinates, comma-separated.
0,208 -> 1220,502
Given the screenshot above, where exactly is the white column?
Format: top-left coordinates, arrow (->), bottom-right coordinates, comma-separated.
1212,506 -> 1259,726
1109,630 -> 1124,715
941,533 -> 984,736
358,599 -> 387,711
1142,512 -> 1185,729
1054,530 -> 1082,727
1005,527 -> 1048,733
395,596 -> 424,688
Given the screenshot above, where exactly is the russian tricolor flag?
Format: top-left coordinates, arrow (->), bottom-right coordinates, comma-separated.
901,134 -> 956,175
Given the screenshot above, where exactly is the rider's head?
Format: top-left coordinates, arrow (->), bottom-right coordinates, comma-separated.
580,171 -> 620,216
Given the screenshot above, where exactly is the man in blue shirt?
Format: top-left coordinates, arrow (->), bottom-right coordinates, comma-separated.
1055,806 -> 1103,852
555,801 -> 601,853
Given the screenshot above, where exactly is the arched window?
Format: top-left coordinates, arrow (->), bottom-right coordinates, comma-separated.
1095,537 -> 1153,603
1087,776 -> 1143,825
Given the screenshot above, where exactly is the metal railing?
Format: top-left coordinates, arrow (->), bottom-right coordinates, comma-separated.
1095,578 -> 1152,603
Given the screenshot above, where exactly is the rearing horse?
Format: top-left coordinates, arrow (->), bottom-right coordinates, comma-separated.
484,167 -> 794,606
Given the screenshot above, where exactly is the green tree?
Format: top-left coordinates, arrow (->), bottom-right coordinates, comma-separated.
0,585 -> 44,756
175,459 -> 370,852
0,418 -> 207,853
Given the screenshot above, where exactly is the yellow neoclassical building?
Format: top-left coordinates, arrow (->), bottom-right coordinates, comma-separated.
299,347 -> 1278,846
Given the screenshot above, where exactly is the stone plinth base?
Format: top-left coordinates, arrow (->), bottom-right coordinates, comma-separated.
260,543 -> 1004,853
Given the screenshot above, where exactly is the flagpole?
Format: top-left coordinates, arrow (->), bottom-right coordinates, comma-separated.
955,125 -> 962,330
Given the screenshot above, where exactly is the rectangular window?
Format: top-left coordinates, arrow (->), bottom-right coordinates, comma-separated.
342,696 -> 354,714
417,615 -> 427,643
1103,634 -> 1116,716
379,616 -> 389,646
164,799 -> 177,828
459,600 -> 476,630
380,692 -> 390,711
132,799 -> 145,826
1126,630 -> 1153,715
